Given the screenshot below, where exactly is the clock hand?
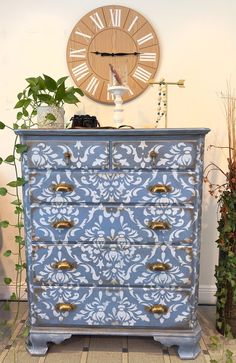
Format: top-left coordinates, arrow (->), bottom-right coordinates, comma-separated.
91,51 -> 140,57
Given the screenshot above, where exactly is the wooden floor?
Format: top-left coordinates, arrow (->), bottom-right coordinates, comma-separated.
0,303 -> 236,362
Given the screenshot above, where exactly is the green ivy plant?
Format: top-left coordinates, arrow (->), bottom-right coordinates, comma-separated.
0,74 -> 83,321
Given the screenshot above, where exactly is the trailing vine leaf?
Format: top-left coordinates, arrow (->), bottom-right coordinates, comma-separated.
3,250 -> 12,257
10,293 -> 17,300
22,325 -> 30,337
4,277 -> 12,285
0,220 -> 9,228
225,349 -> 233,363
15,144 -> 28,154
7,177 -> 26,187
0,121 -> 5,129
4,155 -> 15,163
11,199 -> 22,206
0,187 -> 7,196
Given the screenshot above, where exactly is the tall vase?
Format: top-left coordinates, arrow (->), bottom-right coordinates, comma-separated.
37,106 -> 65,129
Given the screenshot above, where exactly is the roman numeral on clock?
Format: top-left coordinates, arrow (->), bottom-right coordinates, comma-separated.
133,66 -> 152,83
110,8 -> 121,27
90,12 -> 105,30
72,63 -> 89,81
139,53 -> 156,62
75,30 -> 91,41
137,33 -> 153,45
69,49 -> 86,58
85,76 -> 100,95
127,15 -> 138,32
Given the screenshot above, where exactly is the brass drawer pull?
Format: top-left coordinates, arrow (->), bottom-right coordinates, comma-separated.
53,221 -> 73,229
149,184 -> 172,194
52,261 -> 75,270
146,304 -> 168,314
148,221 -> 170,230
55,303 -> 76,312
147,262 -> 170,271
53,183 -> 74,193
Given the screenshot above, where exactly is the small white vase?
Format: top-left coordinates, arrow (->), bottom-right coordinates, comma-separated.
37,106 -> 65,129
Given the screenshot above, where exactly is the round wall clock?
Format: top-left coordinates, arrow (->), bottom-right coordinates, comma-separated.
66,5 -> 160,104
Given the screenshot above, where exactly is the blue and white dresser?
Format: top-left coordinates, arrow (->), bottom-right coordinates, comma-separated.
16,128 -> 210,359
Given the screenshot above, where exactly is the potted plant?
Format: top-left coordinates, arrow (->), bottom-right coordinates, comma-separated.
14,74 -> 83,128
204,85 -> 236,338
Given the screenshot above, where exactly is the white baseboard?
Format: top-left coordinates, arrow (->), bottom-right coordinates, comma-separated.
199,284 -> 216,305
0,283 -> 216,304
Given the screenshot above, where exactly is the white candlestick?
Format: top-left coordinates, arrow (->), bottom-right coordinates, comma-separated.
107,85 -> 129,127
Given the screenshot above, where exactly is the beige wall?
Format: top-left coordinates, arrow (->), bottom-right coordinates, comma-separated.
1,0 -> 235,302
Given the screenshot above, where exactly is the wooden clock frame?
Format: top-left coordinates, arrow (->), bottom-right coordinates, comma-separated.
66,5 -> 160,104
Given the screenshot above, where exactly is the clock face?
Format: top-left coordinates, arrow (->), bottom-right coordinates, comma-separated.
66,5 -> 160,104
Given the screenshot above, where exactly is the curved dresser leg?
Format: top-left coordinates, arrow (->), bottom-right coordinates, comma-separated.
26,332 -> 72,356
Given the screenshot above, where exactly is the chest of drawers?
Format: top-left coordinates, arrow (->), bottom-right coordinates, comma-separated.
17,128 -> 210,359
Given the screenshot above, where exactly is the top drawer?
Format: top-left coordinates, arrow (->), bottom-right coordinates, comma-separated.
112,140 -> 198,170
26,140 -> 109,169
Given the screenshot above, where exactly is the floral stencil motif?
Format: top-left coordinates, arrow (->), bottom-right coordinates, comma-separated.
32,244 -> 192,287
112,141 -> 197,170
27,141 -> 109,169
32,286 -> 191,328
31,205 -> 194,243
29,170 -> 197,205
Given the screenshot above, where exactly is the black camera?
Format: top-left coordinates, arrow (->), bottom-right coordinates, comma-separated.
70,114 -> 100,128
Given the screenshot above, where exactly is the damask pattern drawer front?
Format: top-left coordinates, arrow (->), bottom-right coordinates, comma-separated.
112,140 -> 198,170
31,205 -> 195,244
26,140 -> 109,169
29,170 -> 197,204
32,244 -> 192,287
32,286 -> 191,328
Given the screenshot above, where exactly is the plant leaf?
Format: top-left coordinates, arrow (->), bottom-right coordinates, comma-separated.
14,99 -> 27,109
74,88 -> 84,96
55,82 -> 65,102
45,113 -> 56,121
7,177 -> 26,187
10,292 -> 17,300
16,144 -> 28,154
11,199 -> 22,206
4,250 -> 12,257
4,277 -> 12,285
0,220 -> 9,228
4,155 -> 15,163
43,74 -> 57,91
63,94 -> 79,104
57,76 -> 68,85
22,325 -> 30,337
0,121 -> 6,129
37,94 -> 54,105
0,187 -> 7,196
17,112 -> 23,120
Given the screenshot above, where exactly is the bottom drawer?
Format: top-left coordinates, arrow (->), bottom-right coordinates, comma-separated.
31,286 -> 191,328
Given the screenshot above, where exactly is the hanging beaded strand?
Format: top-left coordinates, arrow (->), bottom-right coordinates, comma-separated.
156,81 -> 167,128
